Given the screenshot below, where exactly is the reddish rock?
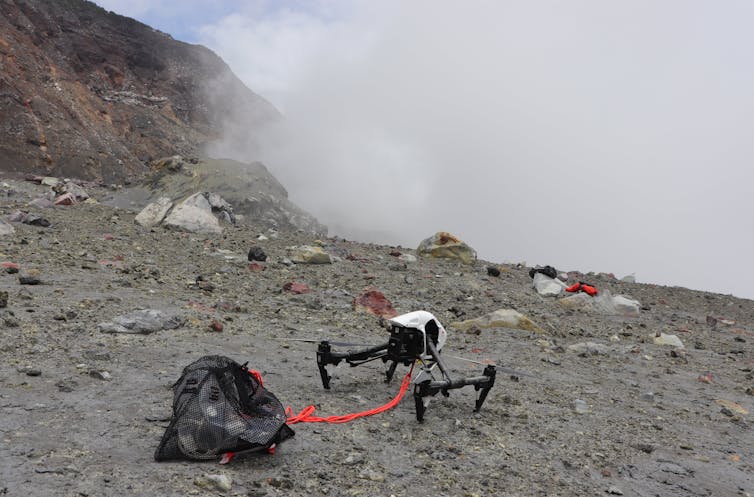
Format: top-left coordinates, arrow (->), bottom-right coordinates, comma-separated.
54,193 -> 77,206
2,262 -> 20,274
283,282 -> 311,294
346,253 -> 368,262
353,290 -> 397,318
209,319 -> 224,332
697,373 -> 714,384
247,262 -> 266,272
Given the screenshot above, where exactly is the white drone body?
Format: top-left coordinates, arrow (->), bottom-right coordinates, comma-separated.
388,310 -> 447,358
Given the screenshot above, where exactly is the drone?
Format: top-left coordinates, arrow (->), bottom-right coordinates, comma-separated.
314,310 -> 497,422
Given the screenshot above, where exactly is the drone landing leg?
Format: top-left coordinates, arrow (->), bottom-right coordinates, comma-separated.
317,341 -> 335,389
414,381 -> 429,422
385,361 -> 398,383
473,365 -> 497,412
412,341 -> 497,421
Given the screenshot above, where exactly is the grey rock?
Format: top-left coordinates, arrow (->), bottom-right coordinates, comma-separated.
54,181 -> 89,201
27,197 -> 55,209
135,197 -> 173,228
652,333 -> 685,348
40,177 -> 60,187
533,272 -> 567,297
18,269 -> 42,285
194,474 -> 232,491
610,294 -> 641,317
163,192 -> 222,234
0,218 -> 15,235
657,461 -> 692,476
88,370 -> 112,380
567,342 -> 610,356
206,192 -> 236,223
3,313 -> 20,327
98,309 -> 185,334
56,379 -> 78,392
560,290 -> 640,317
574,399 -> 591,414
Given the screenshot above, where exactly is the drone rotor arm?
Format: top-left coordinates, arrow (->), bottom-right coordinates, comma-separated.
317,341 -> 389,389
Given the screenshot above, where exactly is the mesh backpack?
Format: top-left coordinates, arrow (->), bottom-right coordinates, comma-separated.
155,355 -> 294,461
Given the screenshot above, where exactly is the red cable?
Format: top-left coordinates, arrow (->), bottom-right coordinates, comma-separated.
221,364 -> 414,464
286,363 -> 415,425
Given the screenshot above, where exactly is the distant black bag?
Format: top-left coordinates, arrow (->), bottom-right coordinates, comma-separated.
529,265 -> 557,279
154,355 -> 293,461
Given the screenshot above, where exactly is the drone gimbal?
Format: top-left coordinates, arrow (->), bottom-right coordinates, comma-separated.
315,311 -> 496,422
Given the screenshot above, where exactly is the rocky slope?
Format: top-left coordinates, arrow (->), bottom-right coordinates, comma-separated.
0,0 -> 277,182
107,155 -> 327,234
1,179 -> 753,497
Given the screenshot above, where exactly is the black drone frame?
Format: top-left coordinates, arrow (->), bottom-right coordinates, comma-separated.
316,324 -> 496,421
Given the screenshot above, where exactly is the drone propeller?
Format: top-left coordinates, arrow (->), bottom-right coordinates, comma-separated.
445,354 -> 536,378
272,337 -> 376,348
445,354 -> 496,366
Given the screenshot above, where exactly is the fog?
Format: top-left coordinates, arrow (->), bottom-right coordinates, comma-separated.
99,1 -> 754,298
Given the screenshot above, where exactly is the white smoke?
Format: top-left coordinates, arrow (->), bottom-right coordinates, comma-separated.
101,0 -> 754,298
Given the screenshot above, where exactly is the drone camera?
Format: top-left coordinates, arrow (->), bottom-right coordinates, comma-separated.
387,325 -> 424,365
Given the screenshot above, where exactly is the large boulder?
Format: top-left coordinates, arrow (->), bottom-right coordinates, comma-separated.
162,193 -> 222,234
135,197 -> 173,228
533,273 -> 567,297
452,309 -> 543,333
417,232 -> 476,264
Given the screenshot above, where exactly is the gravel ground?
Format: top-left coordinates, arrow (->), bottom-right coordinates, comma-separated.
1,179 -> 753,497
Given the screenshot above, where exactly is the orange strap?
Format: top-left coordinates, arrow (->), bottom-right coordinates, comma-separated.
286,364 -> 414,425
220,364 -> 413,464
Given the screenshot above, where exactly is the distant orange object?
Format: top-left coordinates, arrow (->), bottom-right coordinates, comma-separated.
566,282 -> 598,296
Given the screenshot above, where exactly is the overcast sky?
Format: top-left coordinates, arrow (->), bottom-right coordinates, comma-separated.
95,0 -> 754,299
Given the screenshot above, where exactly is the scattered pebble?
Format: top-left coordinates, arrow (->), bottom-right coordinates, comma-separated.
18,269 -> 42,285
574,399 -> 591,414
194,474 -> 232,491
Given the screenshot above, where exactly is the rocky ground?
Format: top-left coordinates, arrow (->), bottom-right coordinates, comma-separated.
1,178 -> 753,497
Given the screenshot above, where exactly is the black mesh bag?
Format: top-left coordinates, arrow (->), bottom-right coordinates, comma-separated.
155,355 -> 294,461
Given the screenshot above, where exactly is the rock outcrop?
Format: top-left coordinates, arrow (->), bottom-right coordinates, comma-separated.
117,156 -> 326,234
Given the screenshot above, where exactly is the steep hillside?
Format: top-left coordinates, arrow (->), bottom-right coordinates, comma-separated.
0,0 -> 276,181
